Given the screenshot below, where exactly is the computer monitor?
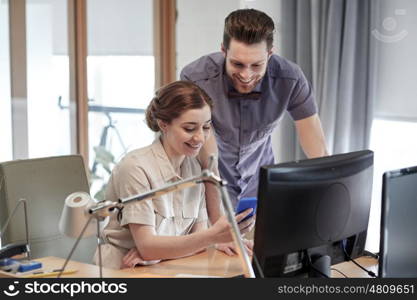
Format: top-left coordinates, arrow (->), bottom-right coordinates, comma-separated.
253,150 -> 374,277
379,165 -> 417,278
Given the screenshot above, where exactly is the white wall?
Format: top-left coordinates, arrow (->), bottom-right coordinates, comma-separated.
52,0 -> 153,55
176,0 -> 238,77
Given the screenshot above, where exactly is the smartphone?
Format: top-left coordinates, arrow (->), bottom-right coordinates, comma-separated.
235,197 -> 257,222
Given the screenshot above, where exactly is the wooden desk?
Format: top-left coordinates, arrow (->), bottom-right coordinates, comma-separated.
331,256 -> 378,278
0,247 -> 244,278
0,248 -> 378,278
119,247 -> 245,278
0,256 -> 132,278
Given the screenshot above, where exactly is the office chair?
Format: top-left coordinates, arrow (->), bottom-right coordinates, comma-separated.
0,155 -> 96,263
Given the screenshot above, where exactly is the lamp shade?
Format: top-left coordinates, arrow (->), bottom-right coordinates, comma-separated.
59,192 -> 109,238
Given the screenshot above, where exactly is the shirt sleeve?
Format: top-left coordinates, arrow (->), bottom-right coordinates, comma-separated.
180,68 -> 190,81
109,161 -> 155,227
286,68 -> 318,121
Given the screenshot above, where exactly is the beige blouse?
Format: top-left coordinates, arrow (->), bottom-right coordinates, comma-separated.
94,137 -> 207,269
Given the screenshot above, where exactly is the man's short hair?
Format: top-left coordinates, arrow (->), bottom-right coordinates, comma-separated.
223,9 -> 275,51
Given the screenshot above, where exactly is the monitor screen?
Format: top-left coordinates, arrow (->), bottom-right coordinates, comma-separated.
379,166 -> 417,278
253,150 -> 374,277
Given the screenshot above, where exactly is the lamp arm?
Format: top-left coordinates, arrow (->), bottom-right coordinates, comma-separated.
58,216 -> 94,278
118,171 -> 209,205
0,198 -> 31,260
217,183 -> 255,278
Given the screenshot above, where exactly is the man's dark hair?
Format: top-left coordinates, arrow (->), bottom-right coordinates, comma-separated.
223,9 -> 275,51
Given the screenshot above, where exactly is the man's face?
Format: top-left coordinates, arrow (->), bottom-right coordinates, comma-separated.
223,39 -> 272,94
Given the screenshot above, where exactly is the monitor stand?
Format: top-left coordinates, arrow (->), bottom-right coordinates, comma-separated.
308,255 -> 331,278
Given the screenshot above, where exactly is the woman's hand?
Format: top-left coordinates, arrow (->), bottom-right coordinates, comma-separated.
121,248 -> 146,268
210,209 -> 254,244
121,248 -> 161,268
209,215 -> 233,243
237,210 -> 256,235
215,238 -> 254,256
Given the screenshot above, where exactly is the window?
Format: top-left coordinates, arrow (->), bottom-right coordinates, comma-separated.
0,0 -> 12,162
87,0 -> 155,199
26,0 -> 71,158
366,118 -> 417,251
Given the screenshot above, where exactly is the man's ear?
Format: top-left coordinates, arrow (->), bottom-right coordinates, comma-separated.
221,43 -> 226,56
268,46 -> 275,58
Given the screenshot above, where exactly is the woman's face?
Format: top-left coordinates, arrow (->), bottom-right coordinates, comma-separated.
160,104 -> 212,158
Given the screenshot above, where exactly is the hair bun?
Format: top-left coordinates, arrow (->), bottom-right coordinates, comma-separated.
145,97 -> 160,132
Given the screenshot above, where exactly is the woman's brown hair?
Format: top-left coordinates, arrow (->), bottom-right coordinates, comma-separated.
146,81 -> 213,132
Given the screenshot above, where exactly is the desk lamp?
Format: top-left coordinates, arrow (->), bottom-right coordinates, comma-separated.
58,156 -> 255,278
58,192 -> 109,277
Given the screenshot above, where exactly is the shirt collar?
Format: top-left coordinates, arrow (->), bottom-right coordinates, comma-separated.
150,136 -> 190,182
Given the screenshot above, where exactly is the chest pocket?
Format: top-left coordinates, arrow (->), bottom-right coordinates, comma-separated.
180,192 -> 202,235
153,193 -> 201,236
153,197 -> 174,235
182,201 -> 200,219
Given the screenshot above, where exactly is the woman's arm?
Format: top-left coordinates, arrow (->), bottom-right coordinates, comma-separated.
128,216 -> 232,261
122,221 -> 210,268
128,209 -> 253,261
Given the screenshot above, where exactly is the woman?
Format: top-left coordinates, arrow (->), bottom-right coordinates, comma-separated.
94,81 -> 252,269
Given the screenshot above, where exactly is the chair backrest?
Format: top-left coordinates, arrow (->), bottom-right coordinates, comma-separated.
0,155 -> 96,263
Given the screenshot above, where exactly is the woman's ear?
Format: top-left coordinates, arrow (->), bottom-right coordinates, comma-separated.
157,120 -> 168,132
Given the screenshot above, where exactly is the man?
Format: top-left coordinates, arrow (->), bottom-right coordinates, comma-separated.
181,9 -> 328,227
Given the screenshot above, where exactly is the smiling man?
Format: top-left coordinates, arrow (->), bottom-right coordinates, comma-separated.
181,9 -> 328,226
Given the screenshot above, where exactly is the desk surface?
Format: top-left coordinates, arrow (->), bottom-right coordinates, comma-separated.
0,248 -> 378,278
331,256 -> 378,278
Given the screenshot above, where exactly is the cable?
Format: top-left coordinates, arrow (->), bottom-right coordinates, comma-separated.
331,268 -> 348,278
341,241 -> 377,278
